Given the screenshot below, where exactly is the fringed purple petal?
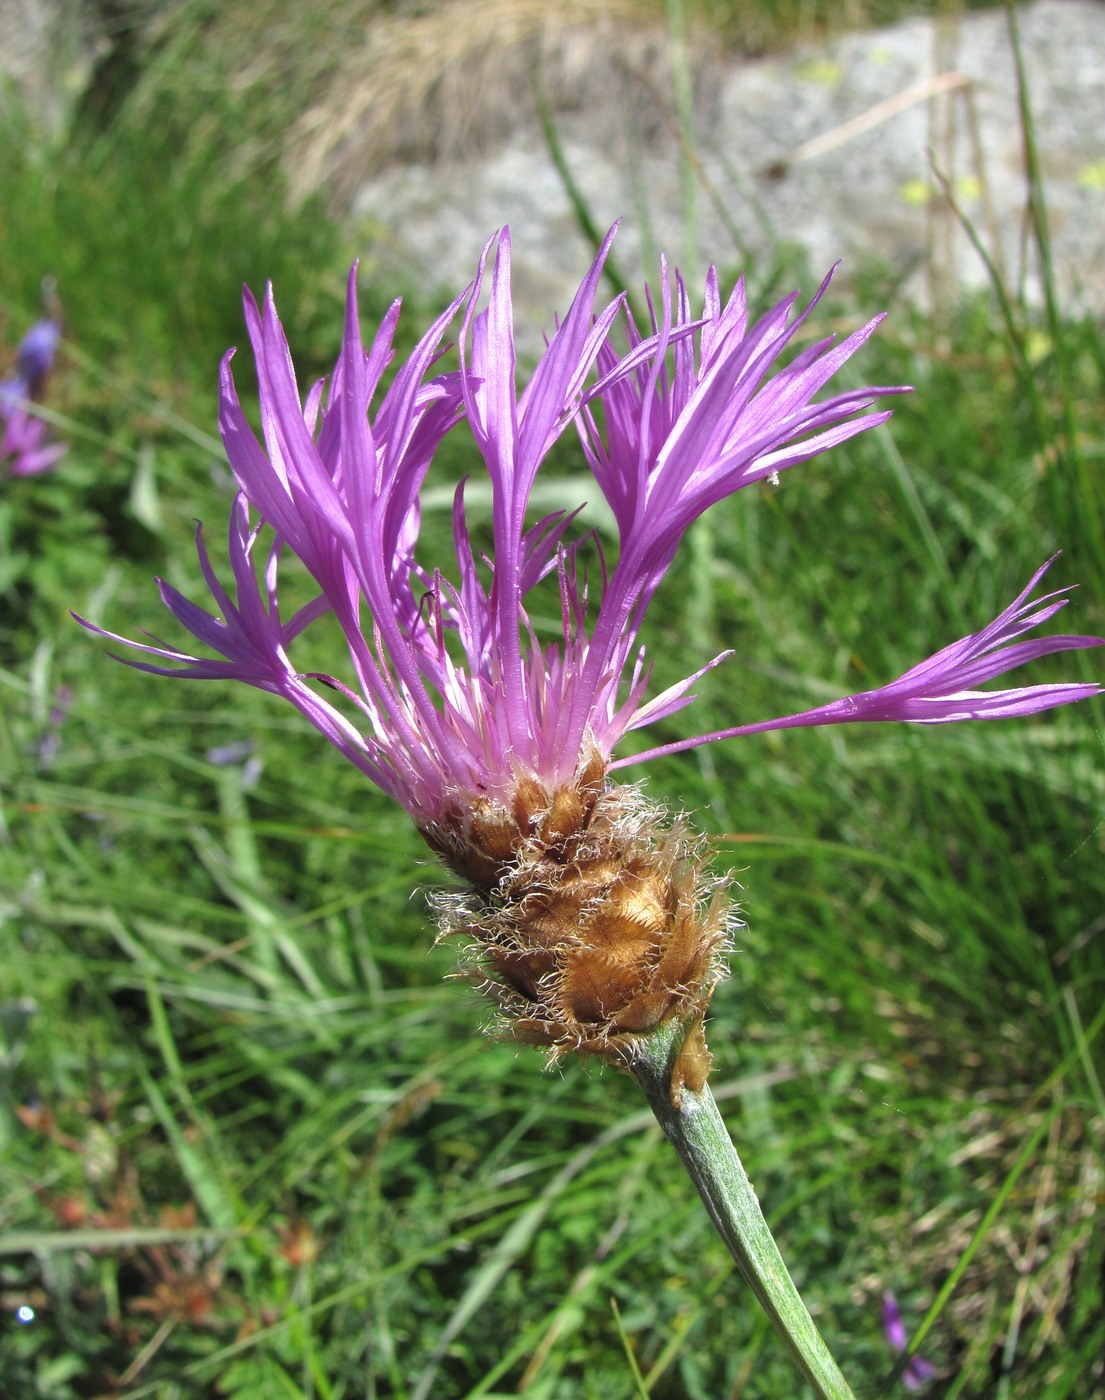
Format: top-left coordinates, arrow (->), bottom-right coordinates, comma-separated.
613,559 -> 1103,770
81,229 -> 1100,822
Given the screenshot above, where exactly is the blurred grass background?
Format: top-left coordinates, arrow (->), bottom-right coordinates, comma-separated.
1,1 -> 1103,1397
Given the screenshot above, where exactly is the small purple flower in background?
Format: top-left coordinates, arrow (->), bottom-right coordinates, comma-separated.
2,316 -> 65,477
28,684 -> 74,769
206,739 -> 264,791
78,226 -> 1102,1075
14,319 -> 62,396
883,1291 -> 937,1390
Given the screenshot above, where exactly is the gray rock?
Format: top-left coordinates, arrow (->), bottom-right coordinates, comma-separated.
0,0 -> 100,138
351,0 -> 1105,347
5,0 -> 1101,339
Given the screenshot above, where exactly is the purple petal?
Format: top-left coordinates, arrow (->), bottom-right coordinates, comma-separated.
78,231 -> 1101,828
614,558 -> 1102,770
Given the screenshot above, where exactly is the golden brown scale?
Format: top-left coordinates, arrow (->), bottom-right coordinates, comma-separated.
422,744 -> 730,1089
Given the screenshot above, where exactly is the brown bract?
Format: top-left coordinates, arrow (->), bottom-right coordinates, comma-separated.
421,746 -> 730,1087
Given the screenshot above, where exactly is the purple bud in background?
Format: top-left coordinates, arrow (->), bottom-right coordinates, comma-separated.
15,319 -> 62,395
2,315 -> 65,477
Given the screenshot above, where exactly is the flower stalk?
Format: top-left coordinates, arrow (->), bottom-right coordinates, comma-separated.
631,1017 -> 856,1400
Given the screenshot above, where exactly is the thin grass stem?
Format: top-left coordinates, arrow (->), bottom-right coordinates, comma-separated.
666,0 -> 698,284
1005,0 -> 1105,580
631,1020 -> 856,1400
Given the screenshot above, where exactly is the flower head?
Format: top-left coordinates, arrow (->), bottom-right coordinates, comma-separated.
78,228 -> 1102,1067
78,226 -> 1100,819
2,316 -> 65,477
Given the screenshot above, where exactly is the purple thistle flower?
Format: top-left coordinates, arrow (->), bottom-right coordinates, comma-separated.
76,226 -> 1103,1071
2,317 -> 65,477
882,1291 -> 937,1391
78,225 -> 1101,826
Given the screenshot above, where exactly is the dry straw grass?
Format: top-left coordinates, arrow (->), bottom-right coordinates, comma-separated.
137,0 -> 677,207
282,0 -> 666,205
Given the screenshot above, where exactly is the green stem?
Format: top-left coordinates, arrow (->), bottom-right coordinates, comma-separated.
630,1021 -> 856,1400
